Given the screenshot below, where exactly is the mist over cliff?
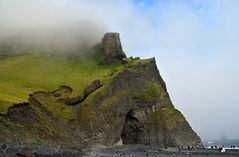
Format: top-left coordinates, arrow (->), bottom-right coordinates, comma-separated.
0,0 -> 107,55
0,22 -> 105,55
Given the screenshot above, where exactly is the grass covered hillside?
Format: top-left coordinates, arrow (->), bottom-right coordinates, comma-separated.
0,53 -> 124,114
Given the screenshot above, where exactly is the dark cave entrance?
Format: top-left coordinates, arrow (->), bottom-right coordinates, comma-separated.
121,110 -> 147,144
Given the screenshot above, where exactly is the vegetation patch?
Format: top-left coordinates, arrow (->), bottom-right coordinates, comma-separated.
0,53 -> 124,114
98,95 -> 120,110
78,104 -> 96,124
33,92 -> 75,124
149,107 -> 186,129
138,85 -> 159,102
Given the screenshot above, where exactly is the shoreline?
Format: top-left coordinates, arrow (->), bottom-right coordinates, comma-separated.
1,144 -> 239,157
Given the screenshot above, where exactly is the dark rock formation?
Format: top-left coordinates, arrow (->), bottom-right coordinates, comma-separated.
0,32 -> 202,148
93,32 -> 126,64
121,110 -> 148,144
83,80 -> 103,97
65,80 -> 103,105
65,96 -> 84,106
16,152 -> 34,157
76,57 -> 202,147
53,86 -> 73,97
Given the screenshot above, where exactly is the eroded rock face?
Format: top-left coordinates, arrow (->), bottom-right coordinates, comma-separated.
121,110 -> 148,144
83,80 -> 103,97
102,33 -> 124,55
77,58 -> 202,148
94,32 -> 126,64
0,32 -> 202,148
65,80 -> 103,105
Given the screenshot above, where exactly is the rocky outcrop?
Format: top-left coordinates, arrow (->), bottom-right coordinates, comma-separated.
93,32 -> 126,64
0,100 -> 82,145
65,80 -> 103,105
76,58 -> 202,147
83,80 -> 103,97
16,152 -> 34,157
121,110 -> 148,144
0,32 -> 202,148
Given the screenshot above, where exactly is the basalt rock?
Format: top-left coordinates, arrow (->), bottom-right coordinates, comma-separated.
0,32 -> 202,148
65,80 -> 103,105
93,32 -> 126,65
83,80 -> 103,97
76,58 -> 202,147
16,152 -> 34,157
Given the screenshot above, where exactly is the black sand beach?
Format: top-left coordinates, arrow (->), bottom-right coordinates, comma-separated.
1,144 -> 239,157
84,145 -> 239,157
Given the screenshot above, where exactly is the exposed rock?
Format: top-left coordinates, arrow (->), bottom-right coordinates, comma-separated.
84,80 -> 103,97
53,86 -> 73,97
0,32 -> 202,149
121,110 -> 148,144
65,80 -> 103,105
76,58 -> 202,148
0,89 -> 83,146
65,96 -> 84,106
94,32 -> 126,64
16,152 -> 34,157
102,33 -> 125,55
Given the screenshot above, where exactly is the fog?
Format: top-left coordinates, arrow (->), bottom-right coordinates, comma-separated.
0,22 -> 105,55
0,0 -> 239,141
0,0 -> 106,54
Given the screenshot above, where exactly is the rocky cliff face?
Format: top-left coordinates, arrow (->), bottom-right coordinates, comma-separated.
0,32 -> 202,148
76,57 -> 201,147
93,33 -> 126,64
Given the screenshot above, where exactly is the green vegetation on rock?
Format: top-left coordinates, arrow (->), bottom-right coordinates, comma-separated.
138,85 -> 159,102
149,107 -> 186,129
0,32 -> 202,147
0,53 -> 123,114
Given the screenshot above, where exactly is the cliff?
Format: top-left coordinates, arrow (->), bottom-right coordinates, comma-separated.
0,33 -> 202,148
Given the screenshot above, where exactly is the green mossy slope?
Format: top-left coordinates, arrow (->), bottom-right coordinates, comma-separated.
0,53 -> 123,114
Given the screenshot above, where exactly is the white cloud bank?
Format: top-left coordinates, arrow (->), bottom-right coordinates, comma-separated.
0,0 -> 239,140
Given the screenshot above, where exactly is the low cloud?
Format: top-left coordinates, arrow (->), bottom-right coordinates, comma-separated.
0,0 -> 106,54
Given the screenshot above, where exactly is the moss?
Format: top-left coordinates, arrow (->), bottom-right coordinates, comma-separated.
82,65 -> 126,106
33,93 -> 75,124
136,81 -> 170,104
25,138 -> 38,145
82,59 -> 158,112
98,96 -> 120,110
123,58 -> 153,74
0,53 -> 124,114
149,107 -> 186,129
78,105 -> 96,124
68,119 -> 77,130
138,85 -> 159,102
31,109 -> 62,138
0,53 -> 156,119
29,103 -> 67,139
0,101 -> 12,114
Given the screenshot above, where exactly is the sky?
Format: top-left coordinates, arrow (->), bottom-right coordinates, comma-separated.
0,0 -> 239,141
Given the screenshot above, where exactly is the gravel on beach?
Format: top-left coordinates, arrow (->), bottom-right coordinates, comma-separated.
1,144 -> 239,157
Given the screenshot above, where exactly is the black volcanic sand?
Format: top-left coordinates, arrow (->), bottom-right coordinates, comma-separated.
1,144 -> 239,157
0,144 -> 84,157
84,145 -> 239,157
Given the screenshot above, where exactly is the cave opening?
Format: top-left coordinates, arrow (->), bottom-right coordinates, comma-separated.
121,109 -> 147,144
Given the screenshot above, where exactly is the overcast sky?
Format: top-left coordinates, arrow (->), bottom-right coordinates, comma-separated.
0,0 -> 239,141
